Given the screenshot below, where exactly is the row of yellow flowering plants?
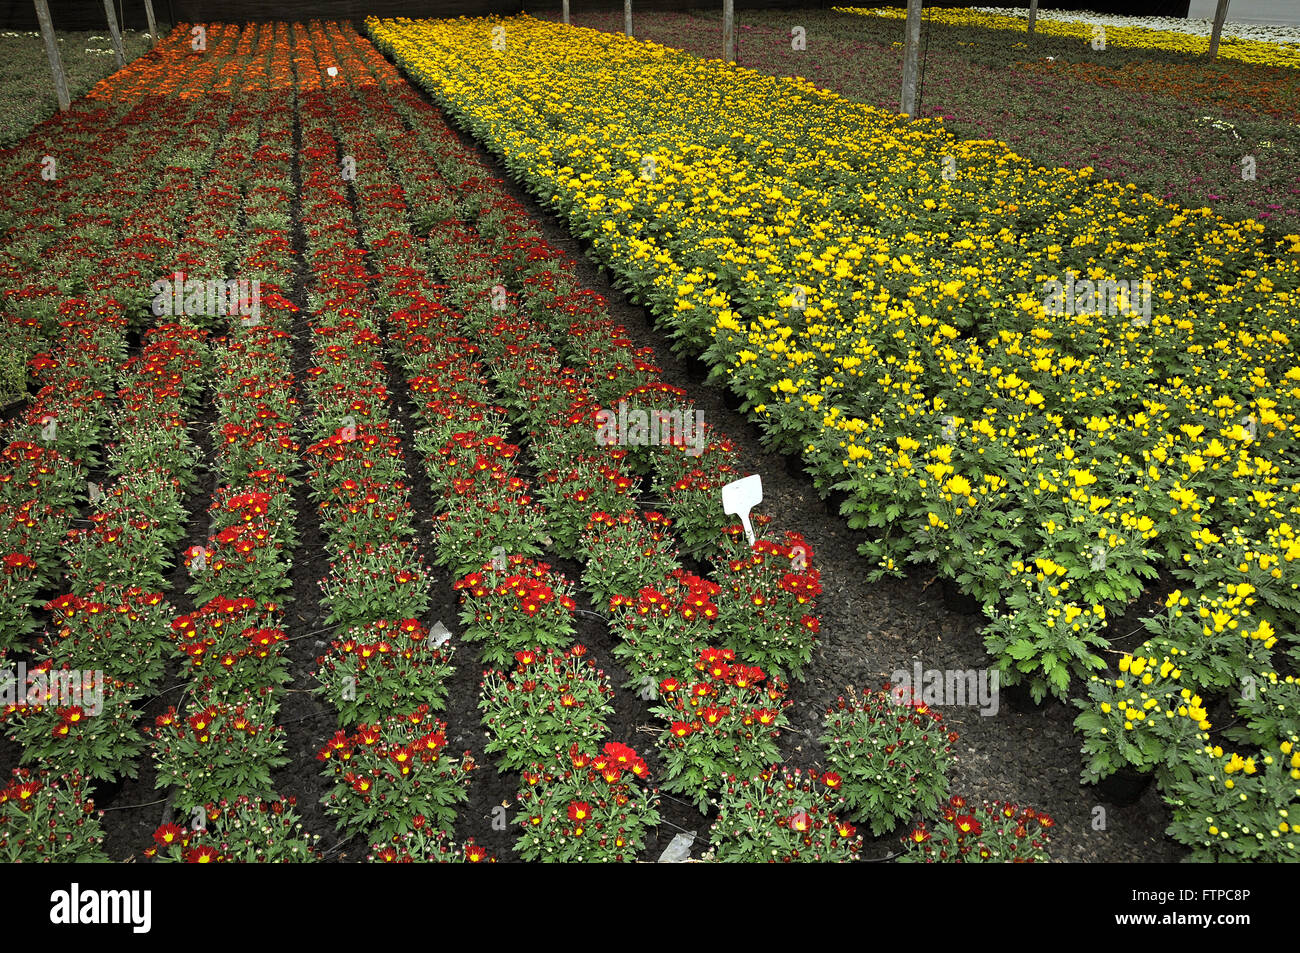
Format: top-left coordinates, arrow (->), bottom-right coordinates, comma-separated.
557,9 -> 1297,256
834,6 -> 1300,70
368,14 -> 1296,859
367,13 -> 1299,686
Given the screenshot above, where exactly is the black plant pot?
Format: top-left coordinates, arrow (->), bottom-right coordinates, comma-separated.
1094,767 -> 1154,807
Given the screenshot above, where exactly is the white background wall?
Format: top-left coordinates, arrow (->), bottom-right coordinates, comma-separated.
1186,0 -> 1300,25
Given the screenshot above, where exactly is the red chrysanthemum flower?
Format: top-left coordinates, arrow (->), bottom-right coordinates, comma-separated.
153,824 -> 183,847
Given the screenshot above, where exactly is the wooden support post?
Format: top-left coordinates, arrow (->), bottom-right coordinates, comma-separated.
1208,0 -> 1230,59
144,0 -> 158,44
1027,0 -> 1039,39
33,0 -> 70,111
103,0 -> 125,67
899,0 -> 923,117
562,0 -> 569,26
723,0 -> 735,63
624,0 -> 632,38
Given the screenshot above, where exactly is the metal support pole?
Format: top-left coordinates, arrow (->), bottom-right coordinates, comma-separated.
1208,0 -> 1231,59
103,0 -> 126,67
34,0 -> 70,111
723,0 -> 735,63
899,0 -> 923,117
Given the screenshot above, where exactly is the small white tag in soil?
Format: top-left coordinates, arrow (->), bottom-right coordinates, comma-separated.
721,473 -> 763,546
658,832 -> 695,863
429,621 -> 452,649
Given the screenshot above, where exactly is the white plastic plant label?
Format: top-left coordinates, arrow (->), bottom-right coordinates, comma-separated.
428,621 -> 452,649
657,831 -> 695,863
721,473 -> 762,546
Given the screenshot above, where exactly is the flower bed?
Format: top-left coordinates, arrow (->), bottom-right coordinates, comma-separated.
0,26 -> 292,853
0,17 -> 1082,862
838,6 -> 1300,66
545,8 -> 1300,233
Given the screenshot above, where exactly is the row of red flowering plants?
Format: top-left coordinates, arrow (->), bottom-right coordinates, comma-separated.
434,247 -> 804,840
0,42 -> 258,858
303,23 -> 659,861
137,27 -> 323,863
315,30 -> 820,862
0,25 -> 222,339
0,105 -> 182,636
298,44 -> 582,835
292,34 -> 482,863
377,299 -> 634,857
351,100 -> 805,838
899,796 -> 1056,863
0,312 -> 178,852
372,70 -> 824,681
3,321 -> 210,788
810,684 -> 1048,863
149,106 -> 299,844
0,310 -> 122,648
383,306 -> 653,858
